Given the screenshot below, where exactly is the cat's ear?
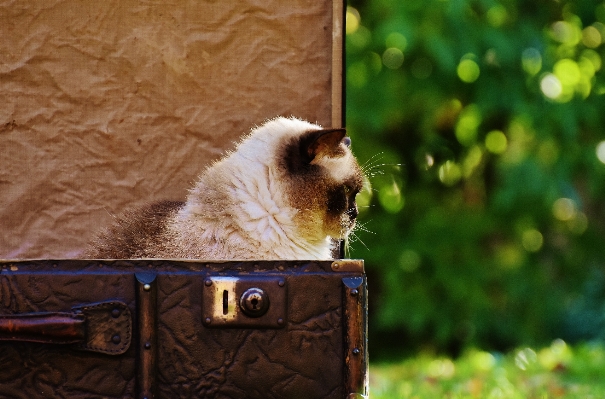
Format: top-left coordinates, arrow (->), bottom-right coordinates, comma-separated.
305,128 -> 347,160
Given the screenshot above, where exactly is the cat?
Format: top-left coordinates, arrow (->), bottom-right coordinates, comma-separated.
86,116 -> 365,260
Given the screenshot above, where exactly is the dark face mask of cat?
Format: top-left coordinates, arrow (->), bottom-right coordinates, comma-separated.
327,180 -> 362,237
284,128 -> 365,242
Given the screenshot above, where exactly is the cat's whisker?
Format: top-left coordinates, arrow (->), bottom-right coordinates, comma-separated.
360,152 -> 385,170
347,231 -> 369,252
354,222 -> 374,235
363,163 -> 404,177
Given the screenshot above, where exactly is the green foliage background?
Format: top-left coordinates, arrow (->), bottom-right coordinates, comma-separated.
345,0 -> 605,359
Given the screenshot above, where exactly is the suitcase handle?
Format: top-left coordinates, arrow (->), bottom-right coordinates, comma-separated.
0,312 -> 85,344
0,301 -> 132,355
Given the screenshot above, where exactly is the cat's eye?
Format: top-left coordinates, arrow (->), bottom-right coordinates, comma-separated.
344,185 -> 358,196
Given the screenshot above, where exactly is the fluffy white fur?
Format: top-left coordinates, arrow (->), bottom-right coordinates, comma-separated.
87,116 -> 362,260
165,117 -> 347,259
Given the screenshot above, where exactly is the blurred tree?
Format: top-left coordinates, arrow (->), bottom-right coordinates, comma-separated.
346,0 -> 605,359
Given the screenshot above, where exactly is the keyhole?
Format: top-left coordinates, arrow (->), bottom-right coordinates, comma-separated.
240,288 -> 269,317
223,290 -> 229,315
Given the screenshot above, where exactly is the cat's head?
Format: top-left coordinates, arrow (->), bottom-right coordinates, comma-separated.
267,117 -> 365,245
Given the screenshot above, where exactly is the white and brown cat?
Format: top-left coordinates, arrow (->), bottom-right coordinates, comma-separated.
86,117 -> 364,260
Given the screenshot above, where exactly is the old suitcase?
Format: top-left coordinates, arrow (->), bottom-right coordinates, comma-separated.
0,259 -> 367,398
0,1 -> 367,397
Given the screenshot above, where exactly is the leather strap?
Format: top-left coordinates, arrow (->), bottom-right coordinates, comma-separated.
0,312 -> 85,344
0,301 -> 131,355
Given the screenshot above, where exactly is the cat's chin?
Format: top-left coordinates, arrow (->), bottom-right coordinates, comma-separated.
332,219 -> 356,240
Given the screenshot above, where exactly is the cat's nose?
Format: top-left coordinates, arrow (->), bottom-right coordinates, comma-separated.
348,204 -> 358,220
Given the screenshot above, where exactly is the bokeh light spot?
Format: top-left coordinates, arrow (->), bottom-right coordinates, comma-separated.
399,249 -> 421,272
487,4 -> 508,27
425,153 -> 435,168
346,7 -> 360,35
581,49 -> 602,72
496,244 -> 524,269
438,161 -> 462,186
515,348 -> 538,371
378,179 -> 405,213
582,26 -> 602,48
427,359 -> 455,379
578,57 -> 596,79
552,198 -> 576,221
485,130 -> 508,154
540,74 -> 563,99
455,105 -> 482,146
385,32 -> 408,51
457,57 -> 480,83
554,59 -> 581,86
538,339 -> 573,371
470,350 -> 496,372
382,47 -> 404,69
551,21 -> 581,45
596,140 -> 605,163
522,229 -> 543,252
463,146 -> 483,177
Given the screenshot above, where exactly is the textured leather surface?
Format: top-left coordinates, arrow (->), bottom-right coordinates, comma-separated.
0,261 -> 359,398
74,301 -> 132,355
156,273 -> 343,399
0,270 -> 136,398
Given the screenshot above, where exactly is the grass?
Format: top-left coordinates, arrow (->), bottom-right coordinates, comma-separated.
369,340 -> 605,398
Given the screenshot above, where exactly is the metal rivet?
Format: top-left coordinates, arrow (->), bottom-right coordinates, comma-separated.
111,308 -> 121,318
144,342 -> 151,349
143,284 -> 151,291
278,280 -> 285,287
112,334 -> 121,344
350,289 -> 359,296
205,317 -> 211,324
204,279 -> 212,287
352,348 -> 360,355
277,318 -> 284,325
333,262 -> 340,269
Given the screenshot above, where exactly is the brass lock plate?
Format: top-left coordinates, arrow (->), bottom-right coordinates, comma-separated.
202,276 -> 287,328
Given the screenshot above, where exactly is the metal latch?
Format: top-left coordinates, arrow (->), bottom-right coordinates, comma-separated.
202,276 -> 287,328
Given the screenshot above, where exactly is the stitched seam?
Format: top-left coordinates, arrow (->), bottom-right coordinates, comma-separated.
74,302 -> 132,354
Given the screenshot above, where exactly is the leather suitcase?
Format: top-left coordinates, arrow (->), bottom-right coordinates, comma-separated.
0,259 -> 367,399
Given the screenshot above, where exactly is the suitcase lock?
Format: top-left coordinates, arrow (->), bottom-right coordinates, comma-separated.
202,276 -> 286,328
240,287 -> 270,317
